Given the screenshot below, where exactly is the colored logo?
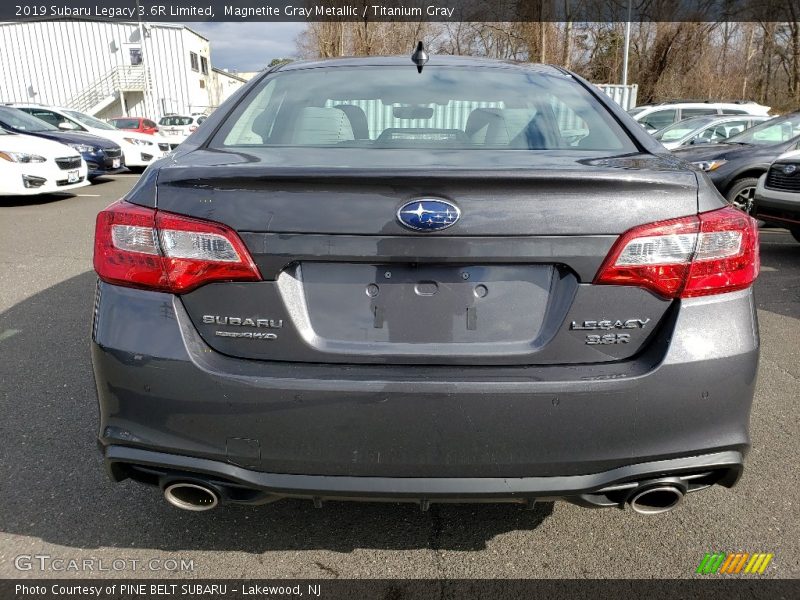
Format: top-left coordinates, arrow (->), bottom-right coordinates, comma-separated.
397,199 -> 460,232
696,552 -> 774,575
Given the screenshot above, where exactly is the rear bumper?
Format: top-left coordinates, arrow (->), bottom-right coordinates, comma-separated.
106,445 -> 743,507
92,282 -> 758,495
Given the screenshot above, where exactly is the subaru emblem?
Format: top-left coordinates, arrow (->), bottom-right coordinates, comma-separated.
397,199 -> 460,232
782,164 -> 797,175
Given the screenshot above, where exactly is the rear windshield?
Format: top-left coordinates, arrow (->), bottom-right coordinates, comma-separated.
160,116 -> 193,126
110,118 -> 140,129
212,66 -> 636,152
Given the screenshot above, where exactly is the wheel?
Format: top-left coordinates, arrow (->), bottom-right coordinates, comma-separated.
725,177 -> 760,213
791,228 -> 800,243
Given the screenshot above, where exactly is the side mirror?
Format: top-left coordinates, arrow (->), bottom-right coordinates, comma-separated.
58,121 -> 78,130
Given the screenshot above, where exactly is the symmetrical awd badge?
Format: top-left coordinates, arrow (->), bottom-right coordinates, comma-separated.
397,199 -> 460,231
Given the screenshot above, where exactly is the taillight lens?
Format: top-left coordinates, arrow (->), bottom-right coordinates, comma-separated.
94,201 -> 261,293
595,206 -> 759,299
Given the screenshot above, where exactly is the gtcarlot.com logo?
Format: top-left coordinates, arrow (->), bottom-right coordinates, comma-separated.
696,552 -> 774,575
14,554 -> 195,572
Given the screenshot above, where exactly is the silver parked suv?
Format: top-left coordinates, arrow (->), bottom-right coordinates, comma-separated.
91,55 -> 760,515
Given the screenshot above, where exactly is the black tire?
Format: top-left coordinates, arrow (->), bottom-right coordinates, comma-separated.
725,177 -> 760,214
790,228 -> 800,244
127,166 -> 146,175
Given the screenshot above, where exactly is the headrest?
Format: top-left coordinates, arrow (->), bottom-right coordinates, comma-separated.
292,107 -> 354,145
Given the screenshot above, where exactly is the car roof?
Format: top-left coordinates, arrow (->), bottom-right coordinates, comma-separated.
273,55 -> 568,76
11,104 -> 71,113
675,114 -> 769,126
638,101 -> 762,108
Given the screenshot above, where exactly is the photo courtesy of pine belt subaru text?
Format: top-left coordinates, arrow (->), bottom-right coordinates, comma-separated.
91,52 -> 760,515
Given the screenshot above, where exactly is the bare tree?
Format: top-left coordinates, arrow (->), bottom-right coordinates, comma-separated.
296,12 -> 800,112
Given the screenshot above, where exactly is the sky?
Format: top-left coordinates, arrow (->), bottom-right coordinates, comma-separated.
183,22 -> 306,72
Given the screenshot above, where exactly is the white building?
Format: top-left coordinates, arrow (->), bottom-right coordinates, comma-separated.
0,20 -> 246,120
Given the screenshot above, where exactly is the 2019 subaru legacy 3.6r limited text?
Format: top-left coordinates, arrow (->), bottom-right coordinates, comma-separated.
91,55 -> 760,515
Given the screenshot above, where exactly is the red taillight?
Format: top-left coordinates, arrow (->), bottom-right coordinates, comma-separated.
595,206 -> 759,299
189,125 -> 198,132
94,201 -> 261,293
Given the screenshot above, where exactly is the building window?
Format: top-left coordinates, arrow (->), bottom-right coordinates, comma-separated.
190,52 -> 199,71
200,56 -> 209,75
129,47 -> 142,66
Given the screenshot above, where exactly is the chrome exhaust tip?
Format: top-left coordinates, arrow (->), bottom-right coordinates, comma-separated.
628,484 -> 684,515
164,482 -> 219,512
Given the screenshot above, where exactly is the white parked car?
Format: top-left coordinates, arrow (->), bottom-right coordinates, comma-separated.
11,104 -> 170,171
628,102 -> 771,134
653,115 -> 772,150
0,128 -> 89,196
157,114 -> 207,147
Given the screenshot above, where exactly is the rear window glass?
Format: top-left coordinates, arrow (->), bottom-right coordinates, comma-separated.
681,108 -> 718,118
159,116 -> 193,126
638,109 -> 676,131
212,66 -> 635,152
111,118 -> 140,129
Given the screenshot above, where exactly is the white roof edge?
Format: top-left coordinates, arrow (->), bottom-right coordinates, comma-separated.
211,67 -> 247,83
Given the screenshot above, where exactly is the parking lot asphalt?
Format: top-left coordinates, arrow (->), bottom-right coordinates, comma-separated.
0,175 -> 798,580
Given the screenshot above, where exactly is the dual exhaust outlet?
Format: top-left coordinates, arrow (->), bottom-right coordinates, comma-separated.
162,479 -> 686,514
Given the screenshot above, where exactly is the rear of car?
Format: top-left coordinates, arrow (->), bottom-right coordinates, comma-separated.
157,115 -> 206,148
109,117 -> 160,136
92,58 -> 760,514
754,150 -> 800,241
0,128 -> 88,195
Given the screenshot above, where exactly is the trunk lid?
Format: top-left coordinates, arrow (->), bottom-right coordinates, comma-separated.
158,149 -> 695,366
